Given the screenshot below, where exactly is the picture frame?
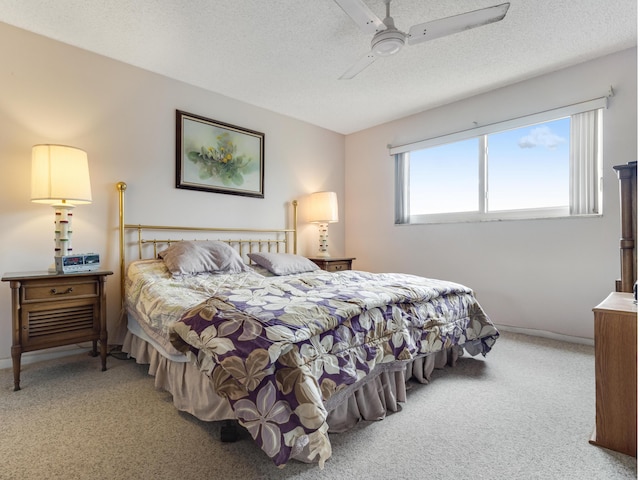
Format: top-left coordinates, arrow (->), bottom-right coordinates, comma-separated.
176,110 -> 265,198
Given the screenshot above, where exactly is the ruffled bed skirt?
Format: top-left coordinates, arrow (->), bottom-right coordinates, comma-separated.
122,331 -> 460,462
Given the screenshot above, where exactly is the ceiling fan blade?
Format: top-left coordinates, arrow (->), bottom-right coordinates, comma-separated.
407,2 -> 510,45
339,52 -> 377,79
334,0 -> 385,34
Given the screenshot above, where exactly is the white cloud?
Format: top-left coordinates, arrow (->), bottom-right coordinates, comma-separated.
518,126 -> 566,150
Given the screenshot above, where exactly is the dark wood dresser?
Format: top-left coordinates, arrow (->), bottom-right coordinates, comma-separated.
589,161 -> 638,457
589,292 -> 637,457
613,161 -> 637,292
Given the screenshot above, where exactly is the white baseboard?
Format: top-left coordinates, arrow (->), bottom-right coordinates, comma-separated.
0,344 -> 93,371
495,324 -> 594,346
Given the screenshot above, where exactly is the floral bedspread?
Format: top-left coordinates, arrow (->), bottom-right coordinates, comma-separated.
169,270 -> 498,467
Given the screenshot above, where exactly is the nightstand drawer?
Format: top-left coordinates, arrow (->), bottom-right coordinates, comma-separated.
22,278 -> 98,302
325,261 -> 351,272
308,257 -> 355,272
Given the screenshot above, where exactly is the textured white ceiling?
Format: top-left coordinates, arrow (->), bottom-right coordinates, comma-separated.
0,0 -> 636,134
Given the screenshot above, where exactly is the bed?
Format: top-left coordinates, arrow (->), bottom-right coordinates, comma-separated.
116,182 -> 499,468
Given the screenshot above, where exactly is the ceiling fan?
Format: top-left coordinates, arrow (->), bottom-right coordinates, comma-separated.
334,0 -> 510,79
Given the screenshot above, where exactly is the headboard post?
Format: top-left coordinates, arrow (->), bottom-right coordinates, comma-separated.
117,182 -> 127,307
292,200 -> 298,255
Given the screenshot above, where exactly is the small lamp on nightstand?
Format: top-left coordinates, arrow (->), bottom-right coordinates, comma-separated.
30,144 -> 92,261
308,191 -> 339,258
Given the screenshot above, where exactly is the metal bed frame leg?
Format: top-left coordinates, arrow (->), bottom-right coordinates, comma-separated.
220,419 -> 240,442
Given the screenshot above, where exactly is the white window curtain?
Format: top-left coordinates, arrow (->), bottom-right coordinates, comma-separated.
570,108 -> 603,215
395,152 -> 409,224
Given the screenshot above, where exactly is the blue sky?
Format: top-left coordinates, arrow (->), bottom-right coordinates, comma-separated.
409,117 -> 571,214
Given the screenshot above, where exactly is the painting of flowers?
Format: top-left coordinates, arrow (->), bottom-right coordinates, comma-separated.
176,110 -> 264,198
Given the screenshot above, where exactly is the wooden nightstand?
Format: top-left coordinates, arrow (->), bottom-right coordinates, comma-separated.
589,292 -> 637,457
308,257 -> 355,272
1,270 -> 113,391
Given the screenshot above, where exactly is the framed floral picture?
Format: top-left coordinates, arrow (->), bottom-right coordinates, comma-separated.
176,110 -> 265,198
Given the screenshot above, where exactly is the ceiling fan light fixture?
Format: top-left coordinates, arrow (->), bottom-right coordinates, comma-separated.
371,29 -> 405,56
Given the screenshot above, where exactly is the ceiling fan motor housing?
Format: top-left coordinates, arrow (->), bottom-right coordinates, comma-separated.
371,28 -> 405,56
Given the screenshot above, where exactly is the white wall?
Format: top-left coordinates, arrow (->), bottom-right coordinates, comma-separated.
344,48 -> 637,341
0,23 -> 345,364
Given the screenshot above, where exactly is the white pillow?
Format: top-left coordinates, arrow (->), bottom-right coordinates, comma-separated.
159,240 -> 249,276
247,252 -> 320,276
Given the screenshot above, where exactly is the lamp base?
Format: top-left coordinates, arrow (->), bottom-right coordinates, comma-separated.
52,202 -> 75,257
317,222 -> 330,258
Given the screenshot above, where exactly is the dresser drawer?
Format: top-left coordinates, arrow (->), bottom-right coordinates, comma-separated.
22,278 -> 98,303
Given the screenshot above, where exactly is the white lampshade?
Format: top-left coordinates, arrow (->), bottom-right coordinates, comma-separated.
31,144 -> 92,204
308,191 -> 339,223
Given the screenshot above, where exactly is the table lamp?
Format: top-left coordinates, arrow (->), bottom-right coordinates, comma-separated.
308,191 -> 339,258
31,144 -> 92,261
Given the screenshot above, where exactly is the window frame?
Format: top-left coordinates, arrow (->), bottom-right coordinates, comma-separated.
391,97 -> 606,225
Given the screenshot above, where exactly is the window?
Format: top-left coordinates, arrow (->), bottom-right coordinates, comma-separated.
393,99 -> 605,224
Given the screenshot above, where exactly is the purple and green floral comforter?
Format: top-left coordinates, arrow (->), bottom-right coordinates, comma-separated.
169,269 -> 498,467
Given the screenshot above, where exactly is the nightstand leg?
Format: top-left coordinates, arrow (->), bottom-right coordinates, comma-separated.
100,335 -> 107,372
11,344 -> 21,391
98,275 -> 108,371
90,339 -> 98,357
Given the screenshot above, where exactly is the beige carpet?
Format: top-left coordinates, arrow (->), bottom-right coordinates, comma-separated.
0,332 -> 636,480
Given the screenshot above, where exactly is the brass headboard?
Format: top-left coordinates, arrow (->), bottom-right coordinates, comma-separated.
116,181 -> 298,304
